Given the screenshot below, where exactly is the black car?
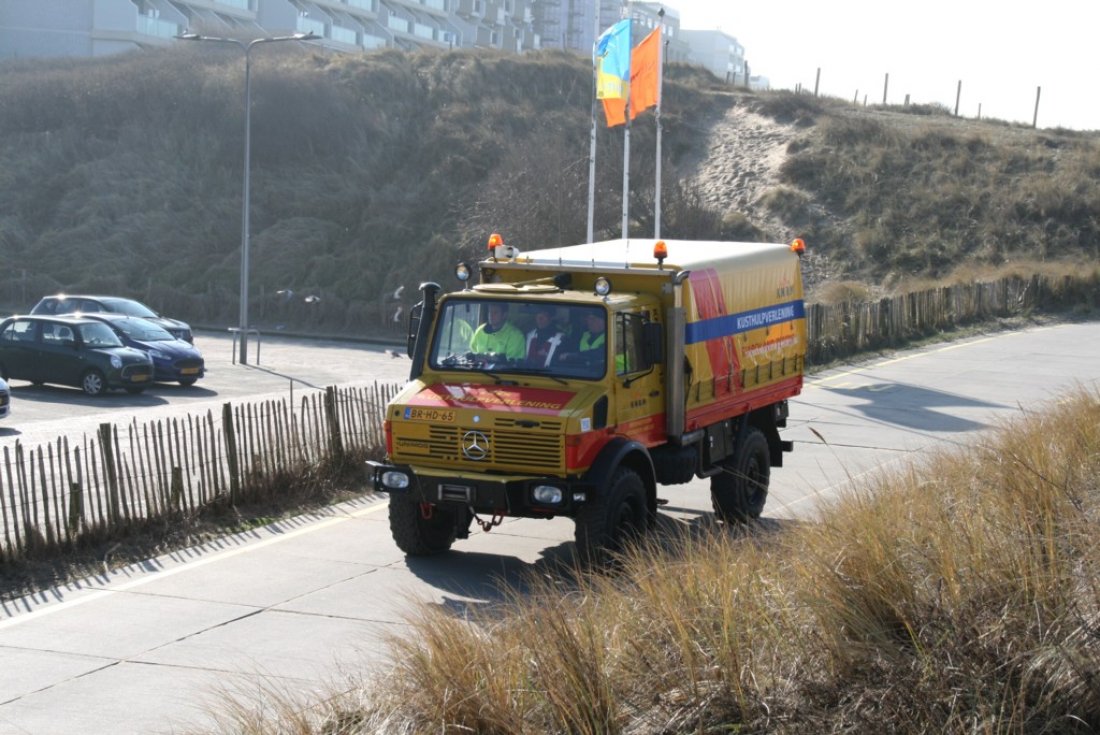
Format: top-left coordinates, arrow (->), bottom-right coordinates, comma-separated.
31,294 -> 193,343
0,315 -> 154,396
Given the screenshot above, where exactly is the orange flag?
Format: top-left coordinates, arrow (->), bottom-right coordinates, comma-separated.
629,28 -> 660,119
602,97 -> 627,127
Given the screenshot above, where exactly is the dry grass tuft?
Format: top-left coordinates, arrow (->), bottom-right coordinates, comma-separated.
206,389 -> 1100,734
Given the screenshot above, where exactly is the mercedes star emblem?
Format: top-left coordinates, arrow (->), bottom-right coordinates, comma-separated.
462,430 -> 490,461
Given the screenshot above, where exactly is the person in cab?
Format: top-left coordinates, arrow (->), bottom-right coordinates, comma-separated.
525,306 -> 566,367
469,303 -> 525,360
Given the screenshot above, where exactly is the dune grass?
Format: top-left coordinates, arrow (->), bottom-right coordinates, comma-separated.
202,388 -> 1100,733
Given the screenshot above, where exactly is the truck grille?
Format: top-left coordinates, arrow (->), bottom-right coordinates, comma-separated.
396,419 -> 564,473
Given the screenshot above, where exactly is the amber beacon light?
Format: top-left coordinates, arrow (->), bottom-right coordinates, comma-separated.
653,240 -> 668,268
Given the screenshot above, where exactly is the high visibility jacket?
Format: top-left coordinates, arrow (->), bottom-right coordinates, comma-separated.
469,322 -> 525,359
579,331 -> 605,352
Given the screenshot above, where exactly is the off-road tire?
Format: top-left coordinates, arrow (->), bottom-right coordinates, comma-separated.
711,426 -> 770,523
389,494 -> 457,556
574,467 -> 648,564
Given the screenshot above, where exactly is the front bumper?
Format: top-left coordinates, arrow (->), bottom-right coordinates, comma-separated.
110,363 -> 154,388
367,460 -> 593,518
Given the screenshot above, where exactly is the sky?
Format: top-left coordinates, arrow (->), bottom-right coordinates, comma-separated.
670,0 -> 1098,131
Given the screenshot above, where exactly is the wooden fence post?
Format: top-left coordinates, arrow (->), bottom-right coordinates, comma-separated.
98,423 -> 121,525
222,403 -> 240,506
324,386 -> 344,458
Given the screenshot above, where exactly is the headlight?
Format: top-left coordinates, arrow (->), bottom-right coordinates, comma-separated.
532,485 -> 563,504
110,355 -> 122,369
594,276 -> 612,297
381,470 -> 410,489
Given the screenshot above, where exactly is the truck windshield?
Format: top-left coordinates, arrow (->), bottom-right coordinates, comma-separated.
430,299 -> 608,379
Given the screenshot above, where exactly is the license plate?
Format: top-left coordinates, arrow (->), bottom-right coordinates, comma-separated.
404,407 -> 455,422
131,374 -> 149,382
180,367 -> 199,375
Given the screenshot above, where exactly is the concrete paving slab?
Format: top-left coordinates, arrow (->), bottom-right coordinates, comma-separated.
128,550 -> 374,609
0,647 -> 113,704
0,592 -> 254,661
0,659 -> 325,735
134,608 -> 393,683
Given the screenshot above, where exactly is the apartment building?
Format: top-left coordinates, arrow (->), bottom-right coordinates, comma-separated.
1,0 -> 754,87
679,28 -> 749,84
0,0 -> 539,58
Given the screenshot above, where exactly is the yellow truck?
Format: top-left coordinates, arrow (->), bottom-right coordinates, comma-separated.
369,235 -> 807,561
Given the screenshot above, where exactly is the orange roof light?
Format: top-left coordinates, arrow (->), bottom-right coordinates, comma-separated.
653,240 -> 668,260
790,238 -> 806,254
487,233 -> 504,251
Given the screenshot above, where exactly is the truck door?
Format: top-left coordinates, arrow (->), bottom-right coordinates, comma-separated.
611,310 -> 665,443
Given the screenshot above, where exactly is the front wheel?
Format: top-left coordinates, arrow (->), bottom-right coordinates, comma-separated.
711,427 -> 770,523
574,467 -> 649,564
81,369 -> 106,397
179,378 -> 197,387
388,494 -> 458,555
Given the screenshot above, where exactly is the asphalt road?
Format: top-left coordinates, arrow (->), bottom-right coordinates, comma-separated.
0,322 -> 1098,734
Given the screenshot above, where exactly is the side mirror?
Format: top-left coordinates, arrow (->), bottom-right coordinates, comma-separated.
642,322 -> 664,366
406,302 -> 423,358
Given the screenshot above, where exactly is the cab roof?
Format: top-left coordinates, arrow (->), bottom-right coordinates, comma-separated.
487,238 -> 795,275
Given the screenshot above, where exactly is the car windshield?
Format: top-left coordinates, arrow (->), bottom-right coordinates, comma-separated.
113,318 -> 174,342
100,298 -> 158,318
429,298 -> 607,379
78,322 -> 124,348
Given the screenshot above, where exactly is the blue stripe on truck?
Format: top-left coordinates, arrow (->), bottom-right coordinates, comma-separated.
684,300 -> 805,345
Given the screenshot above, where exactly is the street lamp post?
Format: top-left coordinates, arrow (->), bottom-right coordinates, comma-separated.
177,31 -> 315,364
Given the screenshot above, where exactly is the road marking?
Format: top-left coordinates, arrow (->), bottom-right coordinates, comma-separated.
0,500 -> 390,631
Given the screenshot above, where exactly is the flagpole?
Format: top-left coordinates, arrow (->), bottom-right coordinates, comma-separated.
621,54 -> 631,240
654,9 -> 664,238
586,3 -> 601,244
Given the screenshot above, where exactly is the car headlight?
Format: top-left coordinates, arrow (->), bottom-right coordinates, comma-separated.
110,355 -> 122,369
532,485 -> 564,504
381,470 -> 410,489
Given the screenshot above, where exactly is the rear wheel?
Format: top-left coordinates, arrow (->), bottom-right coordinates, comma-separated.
389,494 -> 458,555
81,369 -> 106,397
711,427 -> 770,523
574,467 -> 648,564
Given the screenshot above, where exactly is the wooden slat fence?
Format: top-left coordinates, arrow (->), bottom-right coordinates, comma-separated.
805,272 -> 1100,363
0,381 -> 400,561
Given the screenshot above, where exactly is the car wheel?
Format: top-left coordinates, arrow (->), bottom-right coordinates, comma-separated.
125,386 -> 145,395
179,378 -> 197,387
710,427 -> 770,523
81,369 -> 106,397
